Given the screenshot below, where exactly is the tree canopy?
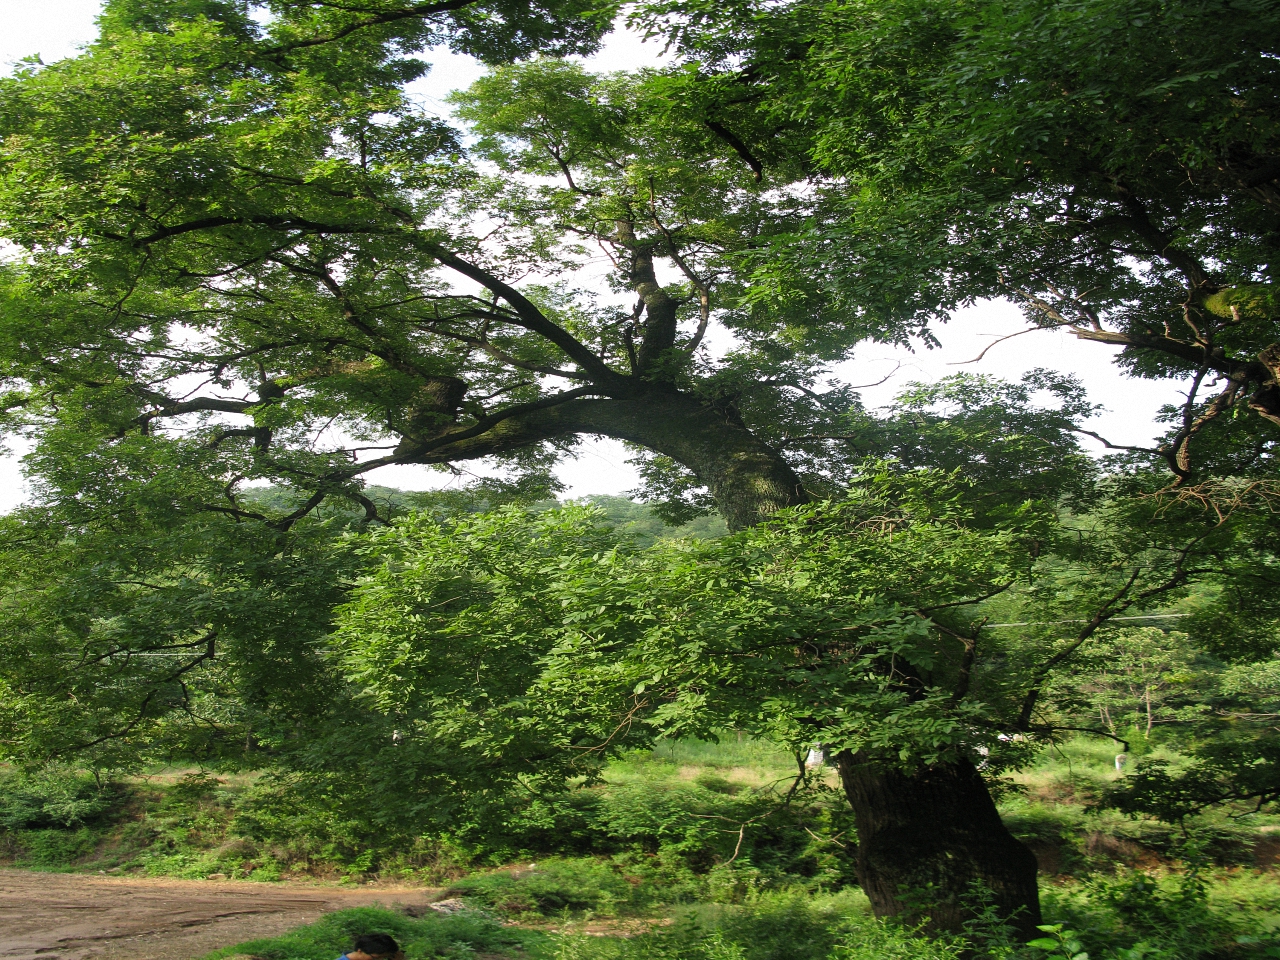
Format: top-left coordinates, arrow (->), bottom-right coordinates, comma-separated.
636,0 -> 1280,477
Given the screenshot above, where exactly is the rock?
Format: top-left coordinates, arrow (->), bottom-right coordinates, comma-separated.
427,898 -> 469,915
206,873 -> 227,880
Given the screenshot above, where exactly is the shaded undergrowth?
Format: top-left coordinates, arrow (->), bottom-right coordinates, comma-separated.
4,737 -> 1280,958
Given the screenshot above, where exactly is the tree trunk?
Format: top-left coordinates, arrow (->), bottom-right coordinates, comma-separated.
637,392 -> 1047,938
836,750 -> 1043,940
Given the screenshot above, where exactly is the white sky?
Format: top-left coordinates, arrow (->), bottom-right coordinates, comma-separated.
0,2 -> 1188,509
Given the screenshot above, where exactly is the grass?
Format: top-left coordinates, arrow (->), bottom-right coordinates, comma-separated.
5,738 -> 1280,959
200,905 -> 555,960
2,737 -> 1277,882
198,875 -> 1280,960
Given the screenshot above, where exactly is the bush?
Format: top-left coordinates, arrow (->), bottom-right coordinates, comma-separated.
10,826 -> 102,867
226,757 -> 857,888
445,858 -> 637,917
203,906 -> 538,960
486,778 -> 857,889
0,767 -> 125,830
547,891 -> 953,960
1042,868 -> 1280,959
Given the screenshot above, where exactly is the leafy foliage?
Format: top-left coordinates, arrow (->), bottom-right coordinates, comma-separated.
333,469 -> 1250,775
201,905 -> 537,960
639,0 -> 1280,460
0,767 -> 125,830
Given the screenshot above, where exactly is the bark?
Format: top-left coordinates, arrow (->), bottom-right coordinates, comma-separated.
836,750 -> 1043,941
403,375 -> 467,439
1248,344 -> 1280,427
398,388 -> 809,530
611,390 -> 808,531
629,244 -> 680,372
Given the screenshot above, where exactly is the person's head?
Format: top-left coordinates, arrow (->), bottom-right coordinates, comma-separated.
346,934 -> 401,960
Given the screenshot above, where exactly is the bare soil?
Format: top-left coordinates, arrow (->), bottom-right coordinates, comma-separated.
0,869 -> 438,960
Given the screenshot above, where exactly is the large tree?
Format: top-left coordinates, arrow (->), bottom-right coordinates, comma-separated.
0,4 -> 1034,930
3,0 -> 1276,938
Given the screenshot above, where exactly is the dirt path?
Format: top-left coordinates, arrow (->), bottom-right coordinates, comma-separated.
0,870 -> 439,960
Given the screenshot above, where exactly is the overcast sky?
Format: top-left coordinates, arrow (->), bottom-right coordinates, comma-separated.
0,2 -> 1189,508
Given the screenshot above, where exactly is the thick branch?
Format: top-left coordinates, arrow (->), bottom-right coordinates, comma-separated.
381,389 -> 807,529
1113,190 -> 1213,291
1070,326 -> 1271,384
704,119 -> 764,182
257,0 -> 477,56
615,223 -> 681,373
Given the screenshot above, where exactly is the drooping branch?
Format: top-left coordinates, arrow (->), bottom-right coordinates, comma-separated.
704,119 -> 764,182
1015,567 -> 1143,731
348,388 -> 808,530
63,631 -> 219,755
1171,377 -> 1240,483
1070,428 -> 1161,456
1015,535 -> 1205,732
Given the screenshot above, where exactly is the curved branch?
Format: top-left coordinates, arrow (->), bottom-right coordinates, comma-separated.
257,0 -> 478,56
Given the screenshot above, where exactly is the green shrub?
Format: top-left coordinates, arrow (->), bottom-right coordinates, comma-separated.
546,891 -> 948,960
445,858 -> 637,917
203,906 -> 540,960
415,770 -> 856,891
678,890 -> 870,960
0,767 -> 126,829
825,925 -> 967,960
1042,868 -> 1280,959
10,826 -> 102,867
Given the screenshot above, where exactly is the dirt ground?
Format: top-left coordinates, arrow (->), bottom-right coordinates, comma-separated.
0,869 -> 439,960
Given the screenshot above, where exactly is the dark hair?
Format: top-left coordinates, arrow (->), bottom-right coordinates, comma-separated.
352,934 -> 400,956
